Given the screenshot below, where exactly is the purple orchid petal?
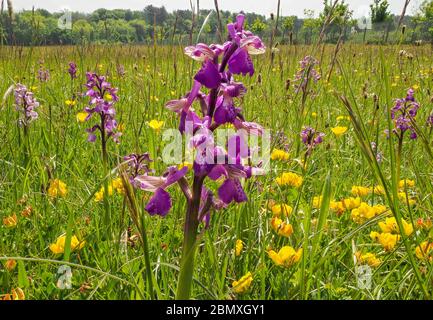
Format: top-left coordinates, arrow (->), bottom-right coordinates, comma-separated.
164,166 -> 188,187
208,165 -> 228,181
194,60 -> 221,89
134,175 -> 166,192
145,188 -> 172,217
218,179 -> 247,204
228,48 -> 254,76
87,134 -> 97,143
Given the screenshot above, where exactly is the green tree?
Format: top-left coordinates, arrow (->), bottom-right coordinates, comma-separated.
250,17 -> 266,34
370,0 -> 391,27
72,19 -> 93,44
415,0 -> 433,42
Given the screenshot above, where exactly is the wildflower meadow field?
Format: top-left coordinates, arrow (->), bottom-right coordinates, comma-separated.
1,4 -> 433,302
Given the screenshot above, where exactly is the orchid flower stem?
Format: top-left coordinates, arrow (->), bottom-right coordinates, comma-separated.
176,175 -> 205,300
101,114 -> 112,239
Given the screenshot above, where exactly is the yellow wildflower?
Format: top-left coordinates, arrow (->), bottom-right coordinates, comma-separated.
372,185 -> 385,195
312,196 -> 322,209
148,119 -> 164,132
268,246 -> 302,267
1,288 -> 25,300
342,197 -> 361,210
94,185 -> 113,202
76,112 -> 88,123
351,186 -> 371,197
48,179 -> 68,198
117,122 -> 126,132
4,259 -> 17,271
330,200 -> 345,216
235,240 -> 244,257
21,205 -> 32,218
104,93 -> 113,101
275,172 -> 303,188
3,213 -> 18,228
331,126 -> 348,138
336,115 -> 351,121
65,99 -> 76,107
270,216 -> 294,238
49,234 -> 85,254
398,192 -> 416,206
398,179 -> 415,189
111,177 -> 125,195
415,241 -> 433,261
378,217 -> 413,236
270,148 -> 290,161
355,252 -> 381,267
311,112 -> 317,118
232,272 -> 253,294
370,231 -> 400,251
351,203 -> 386,224
271,204 -> 293,217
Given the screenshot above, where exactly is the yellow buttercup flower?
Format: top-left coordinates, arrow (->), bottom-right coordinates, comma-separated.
232,272 -> 253,294
49,234 -> 85,254
370,231 -> 400,251
311,112 -> 317,118
331,126 -> 348,138
351,186 -> 371,197
270,148 -> 290,161
270,216 -> 293,237
76,112 -> 88,123
415,241 -> 433,261
3,213 -> 18,228
235,239 -> 244,257
148,119 -> 164,132
355,252 -> 381,267
65,99 -> 76,107
271,204 -> 293,217
104,93 -> 113,101
275,172 -> 303,188
48,179 -> 68,198
267,246 -> 302,267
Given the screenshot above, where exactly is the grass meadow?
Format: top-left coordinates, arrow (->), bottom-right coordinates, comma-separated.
1,42 -> 433,300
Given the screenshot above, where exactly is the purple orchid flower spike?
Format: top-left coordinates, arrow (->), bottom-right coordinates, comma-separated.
68,62 -> 77,80
123,14 -> 267,299
14,84 -> 40,127
83,72 -> 121,144
390,89 -> 420,140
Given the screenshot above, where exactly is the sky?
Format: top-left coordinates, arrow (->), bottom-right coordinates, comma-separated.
12,0 -> 423,18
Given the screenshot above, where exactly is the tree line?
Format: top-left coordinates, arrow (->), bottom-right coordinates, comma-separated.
1,0 -> 433,46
